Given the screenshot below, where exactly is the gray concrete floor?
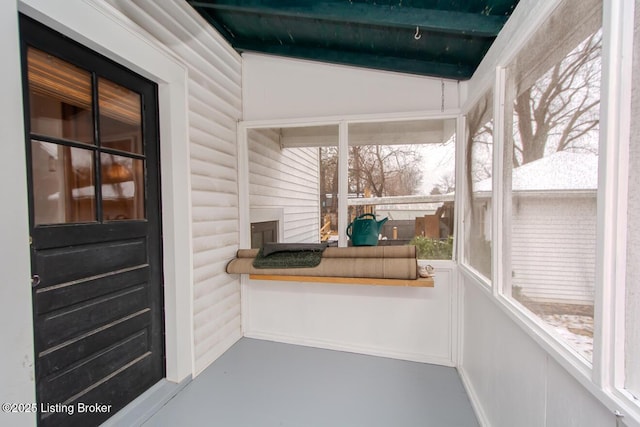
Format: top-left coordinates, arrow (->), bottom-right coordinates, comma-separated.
144,338 -> 479,427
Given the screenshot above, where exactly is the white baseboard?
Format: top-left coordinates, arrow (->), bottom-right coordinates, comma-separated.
193,330 -> 243,376
244,330 -> 455,367
101,376 -> 191,427
458,365 -> 491,427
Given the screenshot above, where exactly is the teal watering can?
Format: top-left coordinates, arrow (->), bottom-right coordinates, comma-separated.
346,213 -> 388,246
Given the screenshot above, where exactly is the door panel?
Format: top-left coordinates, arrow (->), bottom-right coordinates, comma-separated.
37,310 -> 151,381
32,222 -> 147,249
36,284 -> 148,348
40,355 -> 156,427
38,330 -> 149,404
33,238 -> 148,287
36,265 -> 149,314
20,15 -> 164,427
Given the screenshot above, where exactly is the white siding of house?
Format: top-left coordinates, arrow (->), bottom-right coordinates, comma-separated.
511,196 -> 597,304
248,129 -> 320,243
106,0 -> 243,375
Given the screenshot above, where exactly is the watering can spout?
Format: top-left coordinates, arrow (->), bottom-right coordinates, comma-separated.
377,217 -> 388,229
346,214 -> 388,246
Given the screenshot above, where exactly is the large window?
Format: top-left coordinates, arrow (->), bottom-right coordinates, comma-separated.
503,0 -> 602,362
246,119 -> 456,260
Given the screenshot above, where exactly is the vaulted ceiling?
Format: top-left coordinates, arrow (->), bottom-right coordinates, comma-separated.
187,0 -> 520,80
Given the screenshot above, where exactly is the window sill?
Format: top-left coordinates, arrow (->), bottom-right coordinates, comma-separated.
248,274 -> 434,287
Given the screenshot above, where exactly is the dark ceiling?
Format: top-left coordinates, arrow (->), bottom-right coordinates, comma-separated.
188,0 -> 519,80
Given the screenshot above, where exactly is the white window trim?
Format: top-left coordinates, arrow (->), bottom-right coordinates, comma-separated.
599,0 -> 635,411
459,74 -> 498,289
238,112 -> 459,250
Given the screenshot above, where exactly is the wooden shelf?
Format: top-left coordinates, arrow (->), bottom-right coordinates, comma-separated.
248,274 -> 434,287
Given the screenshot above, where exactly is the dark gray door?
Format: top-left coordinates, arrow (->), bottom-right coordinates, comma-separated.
20,15 -> 165,427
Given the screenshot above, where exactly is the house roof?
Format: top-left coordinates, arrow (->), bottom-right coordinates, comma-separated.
186,0 -> 520,80
473,151 -> 598,192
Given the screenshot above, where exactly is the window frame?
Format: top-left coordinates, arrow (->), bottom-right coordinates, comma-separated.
238,114 -> 460,253
458,0 -> 640,423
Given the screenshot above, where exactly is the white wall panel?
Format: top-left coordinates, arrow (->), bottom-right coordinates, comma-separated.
243,53 -> 459,121
460,278 -> 614,427
244,264 -> 456,365
545,359 -> 613,427
461,282 -> 547,427
107,0 -> 243,375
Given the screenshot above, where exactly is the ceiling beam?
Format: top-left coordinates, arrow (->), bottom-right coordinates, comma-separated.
232,40 -> 475,79
188,0 -> 508,37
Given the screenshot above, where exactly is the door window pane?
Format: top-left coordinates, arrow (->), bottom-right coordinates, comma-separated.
101,153 -> 145,221
27,48 -> 93,144
31,141 -> 96,224
98,78 -> 143,154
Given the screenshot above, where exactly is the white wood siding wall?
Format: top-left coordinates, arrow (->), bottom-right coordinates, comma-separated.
106,0 -> 243,375
511,196 -> 597,304
248,129 -> 320,243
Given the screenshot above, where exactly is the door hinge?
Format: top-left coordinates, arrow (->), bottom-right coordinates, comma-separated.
29,236 -> 32,245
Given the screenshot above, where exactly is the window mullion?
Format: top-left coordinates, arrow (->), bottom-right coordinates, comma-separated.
493,67 -> 506,297
592,0 -> 634,391
338,121 -> 349,247
91,72 -> 103,223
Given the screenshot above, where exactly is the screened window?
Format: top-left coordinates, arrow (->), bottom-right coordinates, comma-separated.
503,0 -> 602,362
246,119 -> 456,260
345,120 -> 456,259
464,90 -> 493,279
320,146 -> 339,241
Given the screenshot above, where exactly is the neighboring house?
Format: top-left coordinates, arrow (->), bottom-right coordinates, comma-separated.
473,151 -> 598,304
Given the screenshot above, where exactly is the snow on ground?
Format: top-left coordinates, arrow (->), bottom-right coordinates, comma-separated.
541,314 -> 593,361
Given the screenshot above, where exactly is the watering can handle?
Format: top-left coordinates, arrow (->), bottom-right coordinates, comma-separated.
357,213 -> 376,220
346,213 -> 377,238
